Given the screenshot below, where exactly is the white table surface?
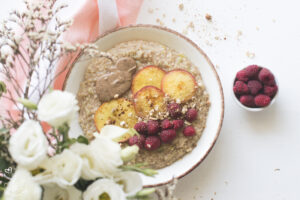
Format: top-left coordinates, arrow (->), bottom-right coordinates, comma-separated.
1,0 -> 300,199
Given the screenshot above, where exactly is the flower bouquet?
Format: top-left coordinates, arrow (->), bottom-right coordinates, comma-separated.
0,0 -> 178,199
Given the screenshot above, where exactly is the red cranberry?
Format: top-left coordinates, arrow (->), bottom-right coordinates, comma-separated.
160,129 -> 176,143
161,119 -> 173,130
185,108 -> 198,122
183,126 -> 196,136
173,119 -> 184,130
147,120 -> 160,135
134,122 -> 147,134
144,136 -> 161,151
128,135 -> 145,149
167,103 -> 181,118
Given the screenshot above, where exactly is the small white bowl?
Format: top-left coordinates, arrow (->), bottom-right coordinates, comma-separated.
232,69 -> 278,111
64,25 -> 224,187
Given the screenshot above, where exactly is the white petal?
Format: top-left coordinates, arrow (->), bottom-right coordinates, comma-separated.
89,136 -> 123,177
4,168 -> 42,200
97,125 -> 129,142
43,185 -> 82,200
9,120 -> 48,170
34,149 -> 82,188
70,143 -> 103,180
37,90 -> 79,127
114,171 -> 143,196
121,145 -> 139,162
83,179 -> 126,200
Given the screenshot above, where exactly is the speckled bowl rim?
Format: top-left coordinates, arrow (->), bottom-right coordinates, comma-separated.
63,24 -> 224,188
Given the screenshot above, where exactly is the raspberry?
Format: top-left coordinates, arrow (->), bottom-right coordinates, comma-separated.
254,94 -> 271,107
258,68 -> 275,86
264,85 -> 278,98
134,122 -> 147,134
144,136 -> 161,151
239,95 -> 255,107
128,135 -> 145,149
233,81 -> 249,95
247,80 -> 262,95
161,119 -> 173,130
173,119 -> 184,130
147,120 -> 160,135
245,65 -> 261,78
160,129 -> 176,143
236,69 -> 249,82
183,126 -> 196,137
167,103 -> 182,118
185,108 -> 198,122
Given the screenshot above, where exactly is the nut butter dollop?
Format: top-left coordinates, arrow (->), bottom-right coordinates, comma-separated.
96,57 -> 136,102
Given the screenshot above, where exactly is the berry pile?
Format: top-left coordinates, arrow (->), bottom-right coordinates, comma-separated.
128,103 -> 198,151
233,65 -> 278,108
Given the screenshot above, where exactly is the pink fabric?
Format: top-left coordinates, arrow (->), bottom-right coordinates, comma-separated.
54,0 -> 144,90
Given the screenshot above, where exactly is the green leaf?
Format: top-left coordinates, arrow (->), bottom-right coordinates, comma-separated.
119,165 -> 157,177
0,128 -> 9,134
74,179 -> 94,191
17,98 -> 37,110
0,81 -> 6,97
77,136 -> 89,145
61,138 -> 76,149
0,158 -> 10,171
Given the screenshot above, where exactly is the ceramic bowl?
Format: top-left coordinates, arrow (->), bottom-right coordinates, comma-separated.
64,25 -> 224,187
232,68 -> 278,112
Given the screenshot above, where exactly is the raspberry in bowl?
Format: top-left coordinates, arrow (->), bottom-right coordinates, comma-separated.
232,65 -> 278,111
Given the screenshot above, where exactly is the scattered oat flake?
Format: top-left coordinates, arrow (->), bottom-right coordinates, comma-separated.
205,14 -> 212,21
148,8 -> 154,14
163,13 -> 166,18
274,168 -> 280,171
236,30 -> 243,40
179,3 -> 184,11
246,51 -> 255,59
256,26 -> 260,31
156,18 -> 164,26
172,18 -> 176,23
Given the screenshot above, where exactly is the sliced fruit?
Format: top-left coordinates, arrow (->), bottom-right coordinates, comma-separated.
94,98 -> 138,134
134,86 -> 166,118
161,69 -> 197,102
131,65 -> 166,94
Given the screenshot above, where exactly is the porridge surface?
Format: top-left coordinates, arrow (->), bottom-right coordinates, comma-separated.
77,40 -> 210,169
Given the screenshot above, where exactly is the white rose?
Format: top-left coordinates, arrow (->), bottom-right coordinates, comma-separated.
114,171 -> 143,197
43,185 -> 82,200
4,168 -> 42,200
9,120 -> 48,170
70,135 -> 123,180
83,178 -> 126,200
37,90 -> 79,127
98,125 -> 129,142
34,149 -> 82,188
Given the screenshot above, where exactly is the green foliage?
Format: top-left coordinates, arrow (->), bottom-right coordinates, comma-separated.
74,178 -> 94,191
17,98 -> 37,110
120,164 -> 157,177
0,82 -> 6,98
53,123 -> 89,154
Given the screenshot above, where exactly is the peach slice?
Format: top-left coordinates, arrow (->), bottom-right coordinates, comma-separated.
131,66 -> 166,94
94,98 -> 138,137
134,86 -> 166,118
161,69 -> 197,102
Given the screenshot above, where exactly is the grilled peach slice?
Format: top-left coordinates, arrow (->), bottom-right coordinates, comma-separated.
134,86 -> 166,118
131,66 -> 166,94
94,98 -> 137,134
161,69 -> 196,102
